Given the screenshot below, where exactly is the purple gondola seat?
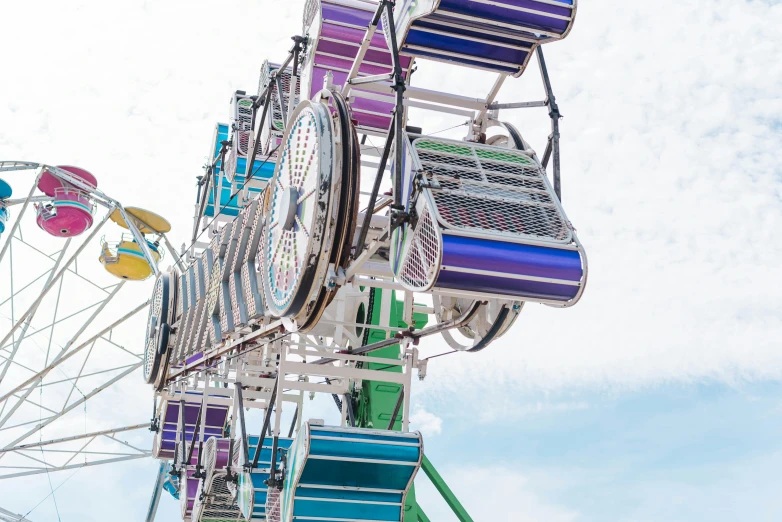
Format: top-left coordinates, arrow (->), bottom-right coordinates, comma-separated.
152,391 -> 231,460
301,0 -> 414,132
390,0 -> 577,77
390,135 -> 587,306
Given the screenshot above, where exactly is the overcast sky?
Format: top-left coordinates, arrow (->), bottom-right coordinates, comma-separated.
1,0 -> 782,520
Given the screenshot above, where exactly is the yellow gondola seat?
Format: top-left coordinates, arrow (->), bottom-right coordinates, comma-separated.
100,233 -> 163,280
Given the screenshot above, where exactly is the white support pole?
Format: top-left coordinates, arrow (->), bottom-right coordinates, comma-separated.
475,73 -> 507,130
0,454 -> 150,481
272,346 -> 285,438
0,506 -> 34,522
161,234 -> 186,272
0,424 -> 149,453
342,19 -> 379,98
117,205 -> 160,278
402,347 -> 414,432
144,461 -> 168,522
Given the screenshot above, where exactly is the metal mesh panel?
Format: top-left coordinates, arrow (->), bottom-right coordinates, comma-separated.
244,199 -> 264,264
188,300 -> 207,357
236,129 -> 263,159
177,274 -> 186,320
185,266 -> 194,309
199,475 -> 241,522
242,262 -> 262,320
208,233 -> 221,260
174,305 -> 195,364
259,61 -> 299,157
209,316 -> 220,347
207,260 -> 222,347
183,300 -> 200,360
264,133 -> 284,159
414,139 -> 572,243
302,0 -> 318,30
229,208 -> 253,327
233,206 -> 254,271
399,203 -> 440,291
194,257 -> 205,300
204,437 -> 218,482
219,283 -> 232,339
202,250 -> 213,297
220,221 -> 238,282
236,98 -> 254,131
266,487 -> 281,522
224,149 -> 238,181
230,273 -> 244,328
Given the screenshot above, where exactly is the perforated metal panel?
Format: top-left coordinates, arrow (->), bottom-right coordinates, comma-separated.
187,300 -> 207,357
241,262 -> 263,321
258,60 -> 300,158
398,202 -> 440,291
265,487 -> 281,522
194,256 -> 206,301
199,475 -> 241,522
244,198 -> 265,264
185,265 -> 196,309
219,282 -> 234,339
204,437 -> 218,479
177,273 -> 186,320
413,138 -> 572,244
174,305 -> 194,364
201,249 -> 214,298
229,207 -> 254,328
220,220 -> 239,282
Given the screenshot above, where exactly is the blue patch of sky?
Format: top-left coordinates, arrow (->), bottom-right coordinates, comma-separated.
422,381 -> 782,521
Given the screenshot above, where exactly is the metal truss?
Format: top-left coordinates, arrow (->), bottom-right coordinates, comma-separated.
0,167 -> 156,480
0,506 -> 34,522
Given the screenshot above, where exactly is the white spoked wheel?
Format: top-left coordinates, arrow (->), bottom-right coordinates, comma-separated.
0,160 -> 163,481
144,267 -> 178,386
262,100 -> 349,328
433,295 -> 524,352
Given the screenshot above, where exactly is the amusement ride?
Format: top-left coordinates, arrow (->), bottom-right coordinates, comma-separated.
0,1 -> 586,520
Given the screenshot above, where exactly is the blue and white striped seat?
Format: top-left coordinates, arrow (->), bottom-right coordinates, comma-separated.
281,423 -> 423,522
203,123 -> 275,218
390,0 -> 577,77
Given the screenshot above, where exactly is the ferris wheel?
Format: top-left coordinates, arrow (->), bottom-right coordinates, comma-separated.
0,162 -> 180,487
2,1 -> 588,521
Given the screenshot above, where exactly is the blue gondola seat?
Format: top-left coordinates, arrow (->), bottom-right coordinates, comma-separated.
280,422 -> 423,522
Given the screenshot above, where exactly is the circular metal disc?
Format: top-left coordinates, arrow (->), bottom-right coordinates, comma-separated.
262,101 -> 335,318
143,272 -> 169,384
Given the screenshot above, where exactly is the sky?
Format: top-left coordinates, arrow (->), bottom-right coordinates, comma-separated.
1,0 -> 782,521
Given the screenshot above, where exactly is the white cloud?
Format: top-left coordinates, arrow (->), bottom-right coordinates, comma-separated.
410,405 -> 443,437
406,0 -> 782,401
415,465 -> 579,522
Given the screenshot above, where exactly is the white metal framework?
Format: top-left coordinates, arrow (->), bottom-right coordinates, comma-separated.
0,162 -> 177,481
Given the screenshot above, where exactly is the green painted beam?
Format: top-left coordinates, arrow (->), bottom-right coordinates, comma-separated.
417,507 -> 432,522
421,454 -> 474,522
